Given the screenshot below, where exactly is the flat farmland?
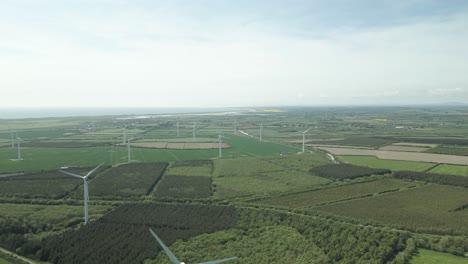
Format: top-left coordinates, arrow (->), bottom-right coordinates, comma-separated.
378,145 -> 430,152
428,164 -> 468,177
338,155 -> 435,172
166,160 -> 213,177
153,175 -> 212,199
88,162 -> 167,199
213,157 -> 286,177
0,167 -> 98,199
265,153 -> 331,172
317,147 -> 468,165
131,142 -> 230,149
214,170 -> 330,199
257,179 -> 417,208
318,184 -> 468,235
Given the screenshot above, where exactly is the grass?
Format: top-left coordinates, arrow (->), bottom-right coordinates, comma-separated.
165,161 -> 212,177
338,155 -> 435,172
213,157 -> 286,177
258,179 -> 416,208
411,249 -> 468,264
429,164 -> 468,177
214,170 -> 330,199
153,175 -> 212,199
0,135 -> 299,173
0,203 -> 111,230
318,184 -> 468,235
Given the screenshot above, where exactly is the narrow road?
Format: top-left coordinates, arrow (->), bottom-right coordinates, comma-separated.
0,247 -> 37,264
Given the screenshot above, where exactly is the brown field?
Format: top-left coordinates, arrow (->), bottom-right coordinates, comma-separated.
132,142 -> 230,150
378,145 -> 430,152
308,144 -> 373,149
131,142 -> 168,148
392,142 -> 438,148
316,147 -> 468,165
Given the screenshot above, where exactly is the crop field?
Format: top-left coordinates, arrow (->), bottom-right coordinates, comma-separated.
307,137 -> 393,147
131,141 -> 230,149
0,167 -> 100,199
411,249 -> 468,264
214,170 -> 330,199
264,152 -> 331,172
38,204 -> 237,264
213,157 -> 286,177
310,164 -> 390,180
378,145 -> 430,152
429,164 -> 468,177
318,147 -> 468,165
318,184 -> 468,235
425,145 -> 468,156
0,203 -> 111,231
165,160 -> 213,176
0,135 -> 297,173
87,162 -> 167,199
257,179 -> 417,208
153,175 -> 212,198
338,155 -> 435,171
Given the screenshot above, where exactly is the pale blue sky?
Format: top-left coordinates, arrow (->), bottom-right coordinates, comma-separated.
1,0 -> 468,107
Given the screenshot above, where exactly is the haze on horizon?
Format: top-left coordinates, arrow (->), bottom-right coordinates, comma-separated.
1,0 -> 468,108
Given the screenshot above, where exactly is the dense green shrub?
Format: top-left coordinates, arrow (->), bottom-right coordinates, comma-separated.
310,164 -> 391,180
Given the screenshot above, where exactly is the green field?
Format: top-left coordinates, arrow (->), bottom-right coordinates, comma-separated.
165,160 -> 213,176
0,203 -> 111,231
338,155 -> 435,171
319,184 -> 468,235
411,249 -> 468,264
154,175 -> 212,199
429,164 -> 468,177
0,135 -> 298,173
258,179 -> 417,208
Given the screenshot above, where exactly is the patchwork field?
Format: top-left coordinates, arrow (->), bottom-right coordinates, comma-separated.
165,160 -> 213,176
428,164 -> 468,177
378,145 -> 430,152
338,155 -> 435,172
131,142 -> 230,149
0,167 -> 102,199
153,175 -> 212,199
87,162 -> 168,199
318,184 -> 468,235
317,147 -> 468,165
257,179 -> 417,208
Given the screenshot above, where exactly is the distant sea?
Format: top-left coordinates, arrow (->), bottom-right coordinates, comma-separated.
0,107 -> 240,119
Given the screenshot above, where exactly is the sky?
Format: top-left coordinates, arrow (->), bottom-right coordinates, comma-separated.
1,0 -> 468,108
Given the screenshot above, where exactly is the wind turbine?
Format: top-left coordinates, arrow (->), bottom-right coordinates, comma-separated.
177,119 -> 180,137
149,228 -> 238,264
59,162 -> 104,225
122,127 -> 127,144
302,128 -> 312,153
127,138 -> 135,163
259,123 -> 263,142
192,122 -> 196,142
218,135 -> 225,158
15,136 -> 23,160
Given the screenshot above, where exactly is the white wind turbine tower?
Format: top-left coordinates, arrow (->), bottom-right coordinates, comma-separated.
302,128 -> 312,153
122,127 -> 126,144
127,137 -> 135,163
192,122 -> 196,142
218,134 -> 225,158
149,228 -> 238,264
59,162 -> 104,225
15,135 -> 23,160
177,119 -> 180,137
259,123 -> 263,142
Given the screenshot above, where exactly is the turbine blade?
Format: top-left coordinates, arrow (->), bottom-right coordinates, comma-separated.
149,228 -> 181,264
84,162 -> 105,179
198,256 -> 238,264
59,170 -> 85,179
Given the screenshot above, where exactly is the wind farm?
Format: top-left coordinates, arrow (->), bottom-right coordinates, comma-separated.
1,1 -> 468,263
